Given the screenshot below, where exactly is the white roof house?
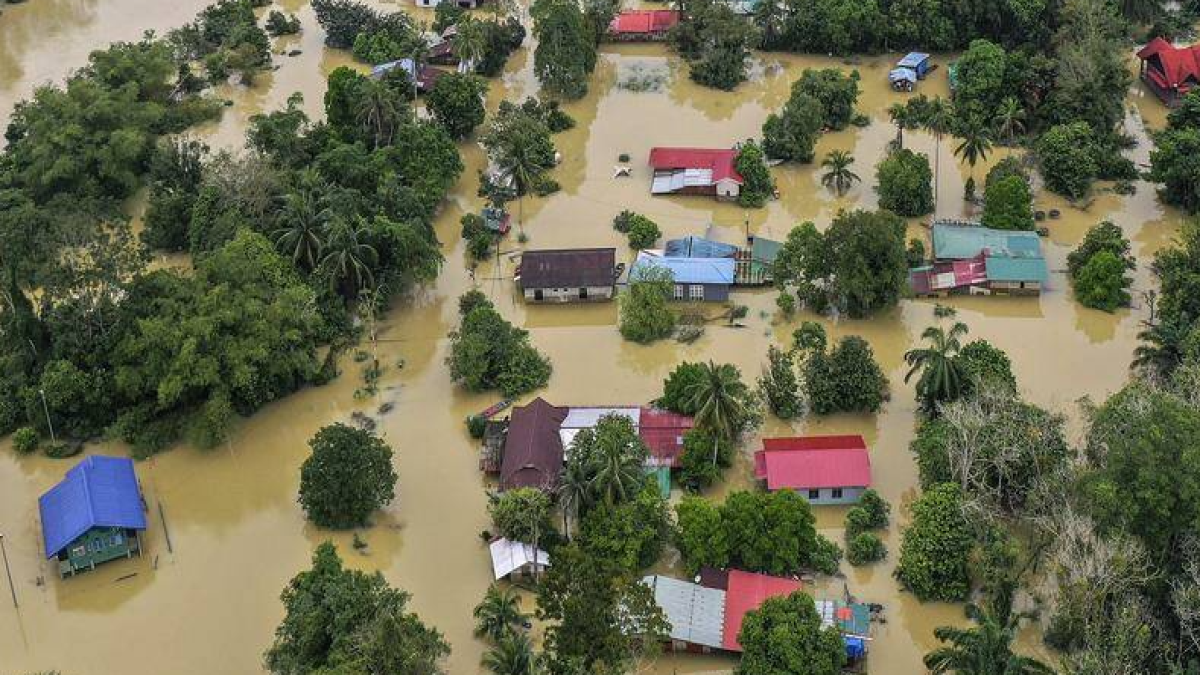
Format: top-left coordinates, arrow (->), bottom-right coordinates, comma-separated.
642,574 -> 727,650
489,537 -> 549,580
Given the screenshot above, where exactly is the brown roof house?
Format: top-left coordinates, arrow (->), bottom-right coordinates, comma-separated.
500,398 -> 568,491
515,248 -> 618,303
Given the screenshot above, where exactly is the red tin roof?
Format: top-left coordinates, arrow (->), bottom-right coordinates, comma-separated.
638,407 -> 694,467
609,9 -> 680,34
648,147 -> 743,184
721,570 -> 804,651
754,436 -> 871,490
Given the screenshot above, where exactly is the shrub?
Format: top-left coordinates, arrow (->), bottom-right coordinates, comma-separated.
466,415 -> 487,438
810,535 -> 843,575
12,426 -> 38,454
894,483 -> 973,602
265,11 -> 302,36
847,532 -> 886,565
488,487 -> 554,543
806,336 -> 888,414
735,141 -> 775,208
625,214 -> 661,250
980,175 -> 1034,230
1036,122 -> 1099,199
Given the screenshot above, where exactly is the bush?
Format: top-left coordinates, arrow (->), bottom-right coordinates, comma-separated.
657,362 -> 706,414
894,483 -> 973,602
984,156 -> 1028,190
762,92 -> 823,163
875,149 -> 933,217
619,266 -> 676,343
980,175 -> 1034,230
793,68 -> 860,131
298,423 -> 397,528
806,336 -> 888,414
12,426 -> 38,454
466,415 -> 487,439
1036,122 -> 1099,199
758,346 -> 803,420
426,72 -> 488,140
1068,222 -> 1134,312
447,293 -> 552,396
678,428 -> 733,490
735,140 -> 775,208
847,532 -> 886,565
44,440 -> 83,459
625,214 -> 661,250
265,11 -> 301,36
847,489 -> 889,533
810,535 -> 843,575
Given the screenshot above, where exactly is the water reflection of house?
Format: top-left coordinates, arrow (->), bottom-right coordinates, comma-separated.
489,398 -> 694,493
648,147 -> 743,200
753,435 -> 872,505
39,456 -> 147,578
642,568 -> 871,662
607,9 -> 680,41
515,248 -> 618,303
630,251 -> 735,302
909,221 -> 1047,297
1137,37 -> 1200,106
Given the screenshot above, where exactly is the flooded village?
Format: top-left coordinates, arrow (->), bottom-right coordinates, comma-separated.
0,0 -> 1197,674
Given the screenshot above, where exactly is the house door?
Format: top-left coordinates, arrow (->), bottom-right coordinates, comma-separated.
579,287 -> 588,300
534,289 -> 543,301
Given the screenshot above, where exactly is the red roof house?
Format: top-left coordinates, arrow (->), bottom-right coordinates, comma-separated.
720,570 -> 804,651
1138,37 -> 1200,104
649,147 -> 743,200
639,407 -> 695,467
754,435 -> 872,504
608,9 -> 680,40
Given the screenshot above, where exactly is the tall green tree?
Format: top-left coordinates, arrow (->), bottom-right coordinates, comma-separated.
820,150 -> 860,196
474,584 -> 529,642
925,595 -> 1054,675
736,592 -> 846,675
953,117 -> 993,181
426,72 -> 488,140
532,0 -> 596,99
904,322 -> 969,409
298,423 -> 397,529
685,361 -> 754,442
321,218 -> 379,299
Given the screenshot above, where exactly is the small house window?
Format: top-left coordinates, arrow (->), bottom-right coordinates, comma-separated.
674,285 -> 685,300
689,284 -> 704,300
832,488 -> 844,499
808,489 -> 819,500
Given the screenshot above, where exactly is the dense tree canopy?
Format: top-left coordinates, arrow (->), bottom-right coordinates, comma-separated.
875,149 -> 934,217
895,483 -> 974,602
735,592 -> 846,675
981,175 -> 1034,231
1150,90 -> 1200,214
619,265 -> 676,343
265,542 -> 448,675
806,335 -> 889,414
299,423 -> 397,529
672,0 -> 758,90
532,0 -> 597,99
447,291 -> 552,396
426,73 -> 488,140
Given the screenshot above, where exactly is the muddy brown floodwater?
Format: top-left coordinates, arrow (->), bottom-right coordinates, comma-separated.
0,1 -> 1187,673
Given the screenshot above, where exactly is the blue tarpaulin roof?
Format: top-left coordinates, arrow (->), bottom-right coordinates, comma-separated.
664,236 -> 738,259
897,52 -> 930,69
39,456 -> 146,558
631,251 -> 735,285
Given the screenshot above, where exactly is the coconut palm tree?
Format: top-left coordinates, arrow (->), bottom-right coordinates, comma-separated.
557,457 -> 591,537
887,102 -> 918,150
954,119 -> 994,181
684,361 -> 750,468
924,97 -> 955,213
273,190 -> 330,271
473,584 -> 528,642
482,632 -> 539,675
453,17 -> 488,71
321,219 -> 379,299
497,141 -> 546,234
587,422 -> 648,507
924,595 -> 1054,675
355,79 -> 404,148
992,97 -> 1026,147
904,322 -> 970,409
820,150 -> 860,196
1132,317 -> 1190,380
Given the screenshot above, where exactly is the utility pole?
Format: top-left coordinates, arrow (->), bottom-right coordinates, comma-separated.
38,388 -> 56,444
0,533 -> 17,608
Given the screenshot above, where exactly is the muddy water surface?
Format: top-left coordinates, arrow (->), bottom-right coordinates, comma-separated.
0,2 -> 1187,674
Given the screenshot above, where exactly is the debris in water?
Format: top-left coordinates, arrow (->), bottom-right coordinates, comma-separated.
378,402 -> 395,415
350,411 -> 377,431
288,49 -> 302,57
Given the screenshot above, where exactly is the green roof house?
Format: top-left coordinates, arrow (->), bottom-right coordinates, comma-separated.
930,222 -> 1047,296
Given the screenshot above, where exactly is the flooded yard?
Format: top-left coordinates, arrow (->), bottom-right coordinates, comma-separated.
0,1 -> 1187,673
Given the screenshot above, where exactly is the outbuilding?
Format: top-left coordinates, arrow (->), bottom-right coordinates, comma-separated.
630,251 -> 736,302
39,455 -> 147,578
1137,37 -> 1200,105
489,537 -> 549,581
648,147 -> 743,200
753,435 -> 872,505
516,248 -> 618,303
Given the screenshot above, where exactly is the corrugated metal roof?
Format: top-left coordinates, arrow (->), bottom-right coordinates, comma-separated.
762,435 -> 867,452
519,248 -> 617,290
897,52 -> 930,68
931,223 -> 1043,260
489,537 -> 549,579
754,447 -> 872,491
749,236 -> 782,263
985,255 -> 1048,283
39,456 -> 147,559
665,236 -> 739,259
643,575 -> 727,649
630,251 -> 736,285
609,9 -> 680,33
640,407 -> 694,467
648,147 -> 742,183
889,68 -> 917,83
722,570 -> 804,651
501,398 -> 568,491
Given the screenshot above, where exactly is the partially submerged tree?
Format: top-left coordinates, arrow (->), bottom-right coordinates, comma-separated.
298,423 -> 397,529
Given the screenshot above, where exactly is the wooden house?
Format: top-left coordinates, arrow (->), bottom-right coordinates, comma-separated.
39,456 -> 147,578
515,248 -> 618,303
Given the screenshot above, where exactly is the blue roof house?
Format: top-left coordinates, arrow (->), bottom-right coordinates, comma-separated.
630,251 -> 735,302
39,456 -> 147,577
931,222 -> 1048,296
664,236 -> 739,259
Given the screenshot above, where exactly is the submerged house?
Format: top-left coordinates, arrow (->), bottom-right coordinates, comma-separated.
39,456 -> 147,578
608,9 -> 680,41
630,251 -> 736,302
642,569 -> 871,659
648,147 -> 743,200
664,235 -> 781,286
489,537 -> 549,581
753,435 -> 872,505
909,222 -> 1048,296
516,248 -> 618,303
369,58 -> 447,92
1137,37 -> 1200,105
492,399 -> 694,491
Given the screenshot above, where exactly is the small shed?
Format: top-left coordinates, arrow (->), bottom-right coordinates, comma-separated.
897,52 -> 932,78
753,435 -> 872,504
489,537 -> 549,581
889,68 -> 918,92
630,251 -> 736,302
516,248 -> 618,303
39,456 -> 147,578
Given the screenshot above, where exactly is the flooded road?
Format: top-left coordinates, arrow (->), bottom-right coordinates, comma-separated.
0,2 -> 1186,673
